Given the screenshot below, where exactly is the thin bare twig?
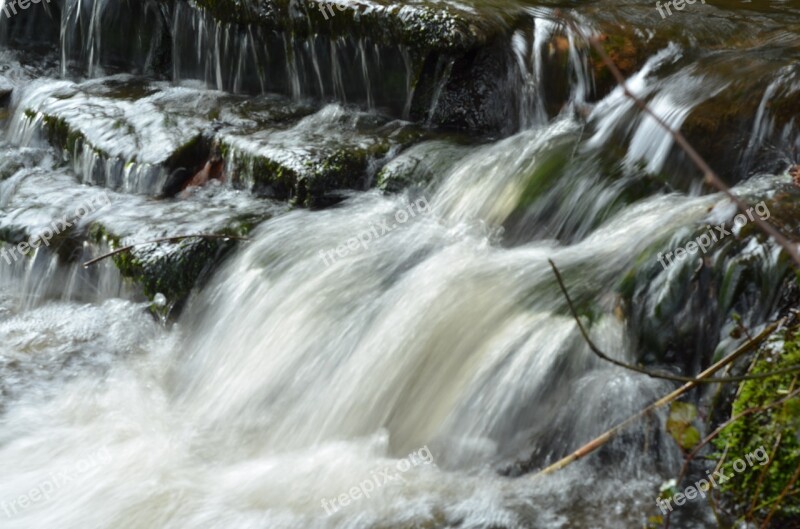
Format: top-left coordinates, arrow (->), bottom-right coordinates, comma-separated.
761,463 -> 800,528
83,234 -> 250,268
549,259 -> 799,384
557,14 -> 800,266
529,308 -> 780,478
664,386 -> 800,528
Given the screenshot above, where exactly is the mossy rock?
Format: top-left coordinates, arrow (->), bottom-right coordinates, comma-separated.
189,0 -> 520,53
220,108 -> 429,206
376,139 -> 471,193
21,79 -> 224,194
87,214 -> 262,313
620,184 -> 800,370
712,325 -> 800,526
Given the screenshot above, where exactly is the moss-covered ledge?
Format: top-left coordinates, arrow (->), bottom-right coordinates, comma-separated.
187,0 -> 522,53
711,322 -> 800,526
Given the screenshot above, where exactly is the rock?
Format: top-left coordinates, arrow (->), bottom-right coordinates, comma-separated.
190,0 -> 518,53
18,77 -> 225,194
709,316 -> 800,526
219,104 -> 428,206
0,77 -> 11,107
17,78 -> 315,195
376,139 -> 470,193
85,185 -> 283,309
0,167 -> 283,312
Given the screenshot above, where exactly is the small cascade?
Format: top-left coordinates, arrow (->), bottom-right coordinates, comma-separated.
741,65 -> 800,175
0,242 -> 133,311
59,0 -> 169,76
1,2 -> 800,528
171,1 -> 420,117
512,15 -> 592,128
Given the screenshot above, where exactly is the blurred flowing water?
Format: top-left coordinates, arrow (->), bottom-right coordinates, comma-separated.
0,1 -> 798,528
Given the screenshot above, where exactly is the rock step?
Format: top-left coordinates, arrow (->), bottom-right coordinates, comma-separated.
4,0 -> 800,141
0,167 -> 283,310
12,76 -> 440,204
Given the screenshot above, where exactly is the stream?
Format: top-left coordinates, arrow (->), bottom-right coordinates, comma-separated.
1,1 -> 799,528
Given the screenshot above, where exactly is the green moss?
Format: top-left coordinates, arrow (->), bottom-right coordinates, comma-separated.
88,215 -> 263,315
38,112 -> 109,161
713,328 -> 800,524
190,0 -> 515,53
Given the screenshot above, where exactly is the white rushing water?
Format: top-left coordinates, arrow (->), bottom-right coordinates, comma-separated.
0,7 -> 795,526
1,98 -> 741,527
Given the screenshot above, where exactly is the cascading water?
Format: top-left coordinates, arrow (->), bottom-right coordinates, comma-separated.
1,1 -> 799,528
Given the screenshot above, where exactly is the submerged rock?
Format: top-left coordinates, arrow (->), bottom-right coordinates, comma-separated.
85,185 -> 284,310
376,139 -> 471,193
16,77 -> 228,194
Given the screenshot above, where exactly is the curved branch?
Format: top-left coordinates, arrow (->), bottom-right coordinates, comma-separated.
549,259 -> 798,384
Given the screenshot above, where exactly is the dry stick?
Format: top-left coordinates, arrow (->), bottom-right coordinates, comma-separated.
663,386 -> 800,528
559,16 -> 800,266
82,234 -> 251,268
548,260 -> 799,384
747,490 -> 800,524
747,433 -> 784,520
530,314 -> 781,478
746,375 -> 797,521
761,463 -> 800,529
570,23 -> 800,522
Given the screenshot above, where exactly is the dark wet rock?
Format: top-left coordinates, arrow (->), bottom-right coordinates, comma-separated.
0,0 -> 60,51
678,53 -> 800,182
376,139 -> 470,193
170,0 -> 526,134
189,0 -> 519,53
61,0 -> 171,76
0,81 -> 11,124
0,167 -> 283,311
620,179 -> 800,374
219,104 -> 429,206
410,43 -> 518,134
0,76 -> 11,108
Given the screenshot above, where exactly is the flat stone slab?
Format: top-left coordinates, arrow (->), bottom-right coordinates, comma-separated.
218,104 -> 429,206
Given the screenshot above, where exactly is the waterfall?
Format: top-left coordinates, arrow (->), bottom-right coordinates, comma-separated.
1,1 -> 798,528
